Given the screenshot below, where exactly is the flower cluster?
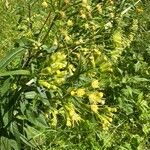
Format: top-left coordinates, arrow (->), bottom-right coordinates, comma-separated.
38,51 -> 70,90
65,103 -> 82,127
99,107 -> 117,131
35,0 -> 124,129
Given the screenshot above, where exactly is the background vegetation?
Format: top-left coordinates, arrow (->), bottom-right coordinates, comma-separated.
0,0 -> 150,149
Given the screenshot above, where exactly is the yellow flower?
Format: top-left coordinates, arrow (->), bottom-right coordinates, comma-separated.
102,126 -> 109,131
91,80 -> 99,88
99,92 -> 104,98
66,117 -> 71,127
65,35 -> 71,42
75,38 -> 84,45
113,30 -> 122,47
12,83 -> 17,90
79,38 -> 84,44
108,113 -> 114,117
71,91 -> 76,96
96,4 -> 102,14
81,13 -> 86,19
88,92 -> 103,104
71,113 -> 82,126
59,11 -> 66,18
51,85 -> 57,90
65,103 -> 75,116
94,49 -> 101,56
51,116 -> 57,126
53,38 -> 58,45
57,77 -> 66,84
64,0 -> 69,4
65,103 -> 82,126
91,104 -> 99,113
102,118 -> 110,130
80,10 -> 86,19
45,113 -> 49,118
61,29 -> 68,36
108,117 -> 113,123
82,0 -> 88,5
41,67 -> 51,74
136,7 -> 143,13
110,107 -> 117,112
84,23 -> 89,29
101,100 -> 105,105
68,64 -> 76,75
38,80 -> 51,89
67,20 -> 73,26
42,1 -> 48,8
76,88 -> 85,97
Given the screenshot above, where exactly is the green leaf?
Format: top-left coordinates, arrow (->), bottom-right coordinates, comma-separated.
137,92 -> 143,103
0,78 -> 11,96
142,123 -> 150,134
126,86 -> 133,97
0,48 -> 25,69
0,137 -> 11,150
26,109 -> 47,128
42,45 -> 58,53
131,76 -> 149,82
20,134 -> 36,148
0,70 -> 30,77
9,139 -> 19,150
24,91 -> 37,99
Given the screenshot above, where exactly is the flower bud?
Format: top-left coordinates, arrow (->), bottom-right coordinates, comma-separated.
42,1 -> 48,8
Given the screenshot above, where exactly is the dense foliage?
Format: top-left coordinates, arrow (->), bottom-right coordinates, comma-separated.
0,0 -> 150,149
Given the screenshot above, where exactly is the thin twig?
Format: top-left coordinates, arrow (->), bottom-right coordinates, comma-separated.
28,3 -> 32,30
41,14 -> 58,44
37,11 -> 51,39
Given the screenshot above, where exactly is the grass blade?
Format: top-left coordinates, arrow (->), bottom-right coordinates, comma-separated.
0,48 -> 25,69
0,70 -> 30,77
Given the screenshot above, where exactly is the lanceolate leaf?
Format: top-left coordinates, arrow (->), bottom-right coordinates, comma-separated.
0,78 -> 11,96
0,70 -> 30,77
0,48 -> 25,69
